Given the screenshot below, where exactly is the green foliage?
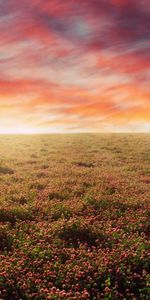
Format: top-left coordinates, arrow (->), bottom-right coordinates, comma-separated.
0,207 -> 33,225
51,204 -> 72,221
0,225 -> 13,250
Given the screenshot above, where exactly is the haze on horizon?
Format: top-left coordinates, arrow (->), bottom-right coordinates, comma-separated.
0,0 -> 150,133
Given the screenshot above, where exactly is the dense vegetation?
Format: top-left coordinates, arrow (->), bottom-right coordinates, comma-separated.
0,134 -> 149,299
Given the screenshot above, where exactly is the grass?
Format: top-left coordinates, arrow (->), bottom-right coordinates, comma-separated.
0,133 -> 149,299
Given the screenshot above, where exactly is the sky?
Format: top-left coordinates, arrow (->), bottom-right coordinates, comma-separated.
0,0 -> 150,133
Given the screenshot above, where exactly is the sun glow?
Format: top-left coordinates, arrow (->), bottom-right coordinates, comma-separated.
0,126 -> 40,135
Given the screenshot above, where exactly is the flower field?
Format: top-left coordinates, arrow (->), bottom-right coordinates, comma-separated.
0,134 -> 149,299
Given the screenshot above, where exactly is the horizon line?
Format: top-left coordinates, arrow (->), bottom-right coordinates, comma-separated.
0,132 -> 149,135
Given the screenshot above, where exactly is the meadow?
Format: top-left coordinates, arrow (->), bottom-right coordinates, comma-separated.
0,134 -> 149,300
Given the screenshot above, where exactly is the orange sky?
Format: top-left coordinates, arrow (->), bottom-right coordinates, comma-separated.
0,0 -> 150,133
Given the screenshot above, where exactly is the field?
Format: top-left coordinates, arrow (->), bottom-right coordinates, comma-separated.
0,134 -> 149,300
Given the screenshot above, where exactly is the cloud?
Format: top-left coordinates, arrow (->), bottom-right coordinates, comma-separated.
0,0 -> 149,132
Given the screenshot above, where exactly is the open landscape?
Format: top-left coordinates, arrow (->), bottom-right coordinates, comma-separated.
1,0 -> 150,298
0,134 -> 149,299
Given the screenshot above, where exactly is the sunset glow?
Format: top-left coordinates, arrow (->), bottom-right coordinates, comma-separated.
0,0 -> 150,133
